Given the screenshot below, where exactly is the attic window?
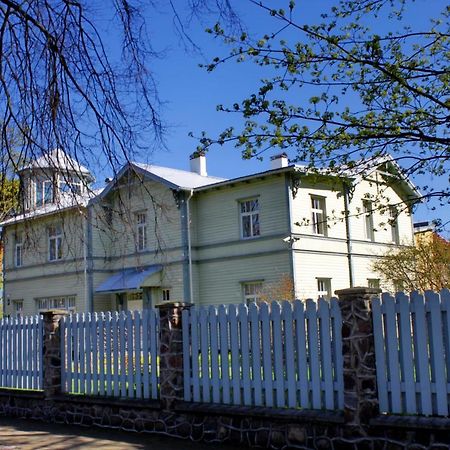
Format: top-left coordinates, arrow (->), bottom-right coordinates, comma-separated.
59,175 -> 82,195
35,180 -> 53,206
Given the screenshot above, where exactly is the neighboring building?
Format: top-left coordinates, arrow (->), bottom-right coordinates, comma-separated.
1,150 -> 420,316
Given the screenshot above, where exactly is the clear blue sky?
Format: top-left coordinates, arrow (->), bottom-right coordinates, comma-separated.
96,1 -> 449,234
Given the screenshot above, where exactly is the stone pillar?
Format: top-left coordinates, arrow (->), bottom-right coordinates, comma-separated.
42,310 -> 69,398
335,287 -> 381,436
157,302 -> 192,410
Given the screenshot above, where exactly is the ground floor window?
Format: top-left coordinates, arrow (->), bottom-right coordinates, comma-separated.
162,289 -> 171,302
36,295 -> 76,312
367,278 -> 380,289
317,278 -> 332,300
12,299 -> 23,317
242,281 -> 263,305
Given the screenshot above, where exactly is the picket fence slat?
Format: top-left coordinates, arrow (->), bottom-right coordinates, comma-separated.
0,315 -> 43,391
60,309 -> 159,399
182,299 -> 343,411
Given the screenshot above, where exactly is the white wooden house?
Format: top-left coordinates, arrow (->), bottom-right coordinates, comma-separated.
1,150 -> 420,316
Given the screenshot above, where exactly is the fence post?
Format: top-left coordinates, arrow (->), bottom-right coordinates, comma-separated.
157,302 -> 192,410
335,287 -> 381,436
42,310 -> 68,398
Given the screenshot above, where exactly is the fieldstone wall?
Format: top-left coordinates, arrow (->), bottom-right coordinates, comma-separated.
1,298 -> 450,449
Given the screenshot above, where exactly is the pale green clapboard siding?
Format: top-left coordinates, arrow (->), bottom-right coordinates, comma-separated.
4,272 -> 87,316
194,175 -> 289,247
197,252 -> 291,305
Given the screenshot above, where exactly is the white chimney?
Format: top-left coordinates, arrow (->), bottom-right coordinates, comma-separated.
270,153 -> 289,169
190,152 -> 207,176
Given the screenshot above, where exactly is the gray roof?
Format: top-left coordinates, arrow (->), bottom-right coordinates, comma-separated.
19,148 -> 93,180
133,162 -> 227,189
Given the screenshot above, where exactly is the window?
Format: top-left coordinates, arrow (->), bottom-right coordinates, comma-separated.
15,234 -> 23,267
162,289 -> 171,302
36,295 -> 76,312
136,212 -> 147,251
35,180 -> 53,206
240,198 -> 260,239
13,300 -> 23,317
311,196 -> 327,235
59,175 -> 82,195
367,278 -> 380,289
48,224 -> 63,261
389,206 -> 400,244
317,278 -> 332,299
243,282 -> 263,305
363,200 -> 375,241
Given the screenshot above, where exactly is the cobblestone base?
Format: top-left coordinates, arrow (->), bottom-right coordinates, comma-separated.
0,391 -> 449,450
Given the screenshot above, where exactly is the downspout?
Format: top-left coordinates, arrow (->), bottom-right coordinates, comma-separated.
343,182 -> 354,287
186,189 -> 194,303
84,205 -> 94,312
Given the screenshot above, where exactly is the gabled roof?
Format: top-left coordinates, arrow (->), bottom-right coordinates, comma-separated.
19,148 -> 93,181
94,162 -> 227,202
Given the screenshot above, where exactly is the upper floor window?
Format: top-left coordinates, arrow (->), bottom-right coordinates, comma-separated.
243,281 -> 263,305
48,224 -> 63,261
389,206 -> 400,244
240,198 -> 260,239
136,212 -> 147,251
363,200 -> 375,241
317,278 -> 332,299
15,234 -> 23,267
35,180 -> 53,206
59,175 -> 82,195
311,196 -> 327,236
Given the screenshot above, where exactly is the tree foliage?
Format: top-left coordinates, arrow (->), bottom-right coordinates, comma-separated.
373,232 -> 450,292
200,0 -> 449,207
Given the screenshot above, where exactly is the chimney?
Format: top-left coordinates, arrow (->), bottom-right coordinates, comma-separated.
270,153 -> 289,169
190,151 -> 207,176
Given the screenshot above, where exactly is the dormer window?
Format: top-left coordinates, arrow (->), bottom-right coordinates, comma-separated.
35,179 -> 54,206
59,175 -> 82,195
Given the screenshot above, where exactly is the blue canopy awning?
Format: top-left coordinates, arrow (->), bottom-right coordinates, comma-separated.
95,265 -> 163,294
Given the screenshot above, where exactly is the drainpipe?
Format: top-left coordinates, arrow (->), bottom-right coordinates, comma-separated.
186,189 -> 194,303
343,183 -> 354,287
84,205 -> 94,312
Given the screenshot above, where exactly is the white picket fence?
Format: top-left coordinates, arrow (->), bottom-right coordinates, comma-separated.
372,289 -> 450,416
61,310 -> 159,399
182,299 -> 344,410
0,315 -> 43,390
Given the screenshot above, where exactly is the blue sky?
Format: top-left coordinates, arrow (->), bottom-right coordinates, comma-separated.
96,1 -> 449,234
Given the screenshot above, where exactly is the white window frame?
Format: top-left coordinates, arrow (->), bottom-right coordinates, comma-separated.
239,198 -> 260,239
311,196 -> 327,236
136,211 -> 148,251
162,289 -> 171,302
15,234 -> 23,267
12,299 -> 23,317
389,206 -> 400,244
35,180 -> 54,206
363,200 -> 375,241
36,295 -> 76,312
59,174 -> 82,195
317,278 -> 332,299
242,281 -> 263,305
48,224 -> 63,261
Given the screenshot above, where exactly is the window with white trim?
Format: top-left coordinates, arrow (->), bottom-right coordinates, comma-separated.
35,180 -> 53,206
243,282 -> 263,305
15,234 -> 23,267
367,278 -> 380,289
48,224 -> 63,261
317,278 -> 332,299
36,295 -> 76,312
389,206 -> 400,244
59,175 -> 82,195
136,211 -> 147,251
240,198 -> 260,239
311,196 -> 327,236
13,300 -> 23,317
363,200 -> 375,241
162,289 -> 171,302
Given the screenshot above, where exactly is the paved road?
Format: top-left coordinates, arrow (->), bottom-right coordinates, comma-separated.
0,418 -> 238,450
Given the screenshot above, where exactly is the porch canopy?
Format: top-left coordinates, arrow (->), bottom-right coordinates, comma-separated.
95,265 -> 162,294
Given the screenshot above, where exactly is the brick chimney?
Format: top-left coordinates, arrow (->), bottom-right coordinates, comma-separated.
270,153 -> 289,169
190,152 -> 207,176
